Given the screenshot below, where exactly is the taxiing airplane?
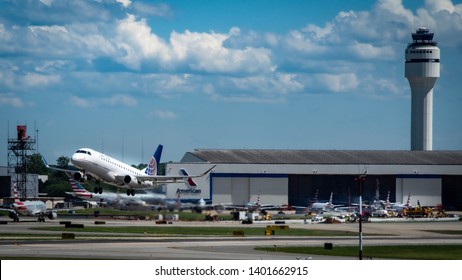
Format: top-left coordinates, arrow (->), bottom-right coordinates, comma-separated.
0,183 -> 57,222
43,144 -> 215,196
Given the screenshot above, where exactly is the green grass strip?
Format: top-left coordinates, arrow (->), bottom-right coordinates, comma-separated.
256,244 -> 462,260
31,226 -> 360,236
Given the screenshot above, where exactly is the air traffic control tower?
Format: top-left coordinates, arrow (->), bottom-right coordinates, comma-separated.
405,27 -> 440,151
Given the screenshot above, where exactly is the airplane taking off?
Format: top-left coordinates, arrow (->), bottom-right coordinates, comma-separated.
43,144 -> 216,196
0,183 -> 57,222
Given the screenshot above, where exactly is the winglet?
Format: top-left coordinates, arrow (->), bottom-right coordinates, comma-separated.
199,165 -> 216,177
41,155 -> 50,167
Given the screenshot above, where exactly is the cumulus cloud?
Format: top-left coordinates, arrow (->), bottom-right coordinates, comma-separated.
22,73 -> 61,87
69,95 -> 90,108
113,15 -> 274,73
150,110 -> 178,120
116,0 -> 132,8
1,0 -> 462,105
0,93 -> 26,108
69,94 -> 137,108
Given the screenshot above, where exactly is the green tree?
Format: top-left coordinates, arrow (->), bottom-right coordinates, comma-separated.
56,156 -> 70,168
26,153 -> 47,175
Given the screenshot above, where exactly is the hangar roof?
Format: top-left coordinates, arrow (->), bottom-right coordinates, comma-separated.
181,150 -> 462,165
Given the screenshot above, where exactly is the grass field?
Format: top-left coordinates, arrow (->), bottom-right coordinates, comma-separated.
256,244 -> 462,260
31,226 -> 360,236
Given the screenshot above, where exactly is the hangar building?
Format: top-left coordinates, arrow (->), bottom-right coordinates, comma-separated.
166,150 -> 462,210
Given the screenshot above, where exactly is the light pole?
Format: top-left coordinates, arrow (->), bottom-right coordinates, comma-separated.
357,174 -> 366,260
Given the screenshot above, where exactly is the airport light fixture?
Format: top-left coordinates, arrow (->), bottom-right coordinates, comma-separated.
355,174 -> 366,260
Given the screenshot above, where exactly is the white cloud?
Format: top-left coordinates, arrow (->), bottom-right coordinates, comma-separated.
69,95 -> 90,108
0,93 -> 26,108
113,15 -> 274,73
348,43 -> 396,60
151,110 -> 178,120
39,0 -> 54,7
315,73 -> 359,93
22,73 -> 61,87
116,0 -> 131,8
69,94 -> 137,108
101,94 -> 137,107
1,0 -> 462,105
115,14 -> 171,70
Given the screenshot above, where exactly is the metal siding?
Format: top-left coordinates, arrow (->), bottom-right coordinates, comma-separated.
182,150 -> 462,165
249,177 -> 288,206
401,177 -> 441,206
231,177 -> 249,206
212,177 -> 232,204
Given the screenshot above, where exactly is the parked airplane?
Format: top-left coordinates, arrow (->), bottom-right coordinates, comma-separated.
0,183 -> 57,222
390,192 -> 412,211
294,192 -> 342,214
43,144 -> 215,196
66,179 -> 166,208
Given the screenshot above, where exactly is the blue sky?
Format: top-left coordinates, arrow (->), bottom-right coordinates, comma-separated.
1,0 -> 462,166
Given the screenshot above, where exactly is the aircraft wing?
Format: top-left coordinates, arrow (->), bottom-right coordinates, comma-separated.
135,165 -> 216,183
42,156 -> 79,176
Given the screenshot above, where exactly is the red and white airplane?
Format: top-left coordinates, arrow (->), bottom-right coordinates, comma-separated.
0,183 -> 57,222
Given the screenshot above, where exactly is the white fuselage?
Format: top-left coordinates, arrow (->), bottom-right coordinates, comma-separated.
12,200 -> 47,216
71,148 -> 153,189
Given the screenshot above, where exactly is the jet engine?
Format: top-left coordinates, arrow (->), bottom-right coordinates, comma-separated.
73,171 -> 86,182
123,175 -> 138,185
47,211 -> 58,220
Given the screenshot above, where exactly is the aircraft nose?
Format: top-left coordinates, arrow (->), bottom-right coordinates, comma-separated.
71,153 -> 83,165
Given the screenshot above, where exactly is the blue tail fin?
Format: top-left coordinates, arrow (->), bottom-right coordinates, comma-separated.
144,144 -> 163,175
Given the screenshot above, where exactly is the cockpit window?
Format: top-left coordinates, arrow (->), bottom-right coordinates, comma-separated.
76,150 -> 91,155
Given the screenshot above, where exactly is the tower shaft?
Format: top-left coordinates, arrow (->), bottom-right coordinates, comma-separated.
408,77 -> 436,150
405,27 -> 440,151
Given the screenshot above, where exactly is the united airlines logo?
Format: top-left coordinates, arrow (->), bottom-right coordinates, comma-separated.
145,156 -> 157,175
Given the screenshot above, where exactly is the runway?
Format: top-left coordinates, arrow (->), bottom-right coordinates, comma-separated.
0,217 -> 461,259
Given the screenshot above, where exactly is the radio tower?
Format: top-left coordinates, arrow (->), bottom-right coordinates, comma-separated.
7,125 -> 37,199
405,27 -> 440,151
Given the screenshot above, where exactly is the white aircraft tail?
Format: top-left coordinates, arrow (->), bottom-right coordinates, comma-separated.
405,192 -> 411,207
385,190 -> 391,208
327,192 -> 333,206
12,182 -> 20,203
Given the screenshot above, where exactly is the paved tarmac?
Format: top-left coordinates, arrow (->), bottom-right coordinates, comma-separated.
0,217 -> 461,259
